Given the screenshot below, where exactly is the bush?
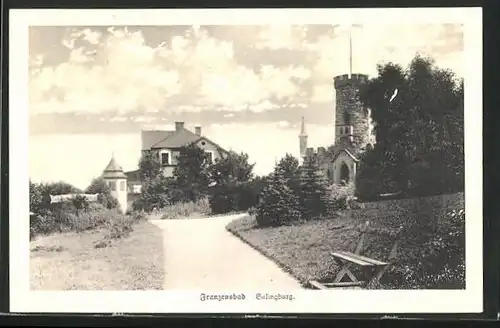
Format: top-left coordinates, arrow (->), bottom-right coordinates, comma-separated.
208,179 -> 263,215
299,156 -> 329,219
326,183 -> 358,214
86,178 -> 119,210
132,176 -> 176,212
160,198 -> 211,220
207,151 -> 257,214
255,171 -> 301,227
382,208 -> 465,289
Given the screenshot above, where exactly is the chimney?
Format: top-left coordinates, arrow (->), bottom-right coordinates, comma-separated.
195,126 -> 202,136
175,122 -> 184,131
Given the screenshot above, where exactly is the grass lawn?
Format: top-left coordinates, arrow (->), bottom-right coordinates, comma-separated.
30,220 -> 164,290
226,214 -> 365,288
226,201 -> 465,289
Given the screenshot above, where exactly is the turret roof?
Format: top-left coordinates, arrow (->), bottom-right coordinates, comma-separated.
102,156 -> 127,179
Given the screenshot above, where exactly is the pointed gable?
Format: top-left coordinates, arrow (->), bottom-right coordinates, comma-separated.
332,148 -> 359,164
141,130 -> 175,150
102,157 -> 127,179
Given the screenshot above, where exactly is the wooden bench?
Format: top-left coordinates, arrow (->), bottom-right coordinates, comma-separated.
309,221 -> 400,289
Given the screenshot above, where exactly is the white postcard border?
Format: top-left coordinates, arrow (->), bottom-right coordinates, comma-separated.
9,8 -> 483,313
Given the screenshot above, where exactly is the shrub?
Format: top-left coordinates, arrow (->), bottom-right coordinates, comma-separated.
326,183 -> 360,215
208,180 -> 262,215
382,208 -> 465,289
299,156 -> 329,219
207,151 -> 257,214
85,177 -> 119,210
160,198 -> 211,220
133,176 -> 176,212
255,171 -> 301,227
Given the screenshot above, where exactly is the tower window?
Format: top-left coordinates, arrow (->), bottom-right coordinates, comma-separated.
108,181 -> 116,191
343,110 -> 352,124
339,125 -> 353,136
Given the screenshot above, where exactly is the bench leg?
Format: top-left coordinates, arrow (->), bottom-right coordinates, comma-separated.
368,265 -> 389,287
334,262 -> 358,283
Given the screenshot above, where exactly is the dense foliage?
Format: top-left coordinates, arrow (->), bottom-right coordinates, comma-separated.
29,180 -> 126,239
206,151 -> 258,214
172,144 -> 211,202
381,207 -> 465,289
356,55 -> 464,200
255,165 -> 301,227
133,145 -> 260,215
298,155 -> 329,219
85,177 -> 119,210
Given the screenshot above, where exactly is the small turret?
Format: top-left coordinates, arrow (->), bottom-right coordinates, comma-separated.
102,154 -> 128,214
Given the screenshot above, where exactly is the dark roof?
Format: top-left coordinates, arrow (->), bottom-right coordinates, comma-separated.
102,157 -> 127,179
125,169 -> 141,181
145,128 -> 228,154
151,128 -> 201,149
141,130 -> 175,150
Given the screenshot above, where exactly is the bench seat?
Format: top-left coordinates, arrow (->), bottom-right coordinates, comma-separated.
330,251 -> 388,267
309,280 -> 366,289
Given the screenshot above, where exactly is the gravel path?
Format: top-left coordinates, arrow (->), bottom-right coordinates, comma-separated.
151,214 -> 303,291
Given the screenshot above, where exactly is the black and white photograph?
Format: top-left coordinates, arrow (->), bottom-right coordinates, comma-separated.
10,8 -> 482,313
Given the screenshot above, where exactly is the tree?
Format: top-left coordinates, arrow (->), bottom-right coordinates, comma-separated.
255,168 -> 301,227
172,144 -> 210,202
133,175 -> 177,212
43,181 -> 82,196
85,177 -> 119,210
275,153 -> 301,196
138,151 -> 162,182
207,151 -> 256,214
29,180 -> 45,214
299,155 -> 329,219
357,54 -> 464,197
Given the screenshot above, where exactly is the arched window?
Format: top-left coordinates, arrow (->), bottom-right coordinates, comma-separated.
340,163 -> 350,183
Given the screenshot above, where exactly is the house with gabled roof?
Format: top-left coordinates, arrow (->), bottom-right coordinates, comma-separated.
125,122 -> 229,196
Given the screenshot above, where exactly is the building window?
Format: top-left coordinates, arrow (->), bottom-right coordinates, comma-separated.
205,151 -> 213,164
133,185 -> 142,194
160,152 -> 170,165
120,181 -> 126,191
108,181 -> 116,191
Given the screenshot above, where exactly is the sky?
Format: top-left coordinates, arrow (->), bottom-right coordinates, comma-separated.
29,24 -> 464,189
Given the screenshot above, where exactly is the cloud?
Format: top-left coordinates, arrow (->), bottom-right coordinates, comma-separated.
29,24 -> 464,121
30,26 -> 313,115
308,24 -> 464,79
255,25 -> 308,50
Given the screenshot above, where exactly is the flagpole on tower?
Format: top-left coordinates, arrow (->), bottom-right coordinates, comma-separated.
349,26 -> 353,78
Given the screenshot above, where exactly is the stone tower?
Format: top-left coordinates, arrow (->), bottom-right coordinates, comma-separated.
298,116 -> 308,159
333,73 -> 372,155
102,155 -> 128,214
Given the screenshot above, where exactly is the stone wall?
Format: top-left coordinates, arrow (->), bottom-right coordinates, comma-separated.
361,192 -> 465,224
